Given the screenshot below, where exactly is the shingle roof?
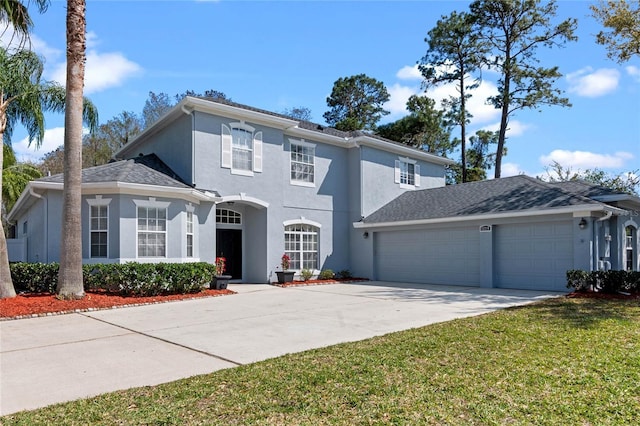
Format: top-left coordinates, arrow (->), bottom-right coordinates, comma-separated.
363,175 -> 606,224
37,154 -> 192,189
548,179 -> 623,198
194,96 -> 442,152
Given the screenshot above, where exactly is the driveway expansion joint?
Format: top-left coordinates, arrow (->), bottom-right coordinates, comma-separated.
80,313 -> 243,367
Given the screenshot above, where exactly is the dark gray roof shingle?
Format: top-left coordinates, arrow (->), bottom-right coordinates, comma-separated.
38,154 -> 191,189
364,175 -> 605,224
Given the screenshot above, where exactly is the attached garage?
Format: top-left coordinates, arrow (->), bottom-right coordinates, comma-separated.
494,221 -> 574,292
357,175 -> 633,292
375,227 -> 480,286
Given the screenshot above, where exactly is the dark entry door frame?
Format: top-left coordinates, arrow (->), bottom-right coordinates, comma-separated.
216,229 -> 242,280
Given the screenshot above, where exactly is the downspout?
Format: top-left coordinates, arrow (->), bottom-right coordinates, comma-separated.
181,104 -> 196,187
29,188 -> 48,263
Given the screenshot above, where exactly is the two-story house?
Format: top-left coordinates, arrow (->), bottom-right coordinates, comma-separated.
7,96 -> 452,283
7,97 -> 640,291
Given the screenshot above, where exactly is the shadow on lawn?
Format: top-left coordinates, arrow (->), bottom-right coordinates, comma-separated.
509,297 -> 639,329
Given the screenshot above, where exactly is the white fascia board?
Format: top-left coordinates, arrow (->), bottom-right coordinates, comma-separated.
81,182 -> 221,202
185,97 -> 299,130
352,204 -> 625,229
593,194 -> 640,204
26,180 -> 219,203
351,135 -> 455,166
285,126 -> 354,147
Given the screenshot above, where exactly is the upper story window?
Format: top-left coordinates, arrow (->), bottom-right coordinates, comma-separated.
134,198 -> 170,258
87,196 -> 112,258
221,122 -> 263,176
394,157 -> 421,189
290,139 -> 315,186
216,209 -> 242,224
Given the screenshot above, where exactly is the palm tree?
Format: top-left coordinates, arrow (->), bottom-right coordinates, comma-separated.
1,0 -> 49,49
57,0 -> 88,299
2,143 -> 42,220
0,48 -> 98,298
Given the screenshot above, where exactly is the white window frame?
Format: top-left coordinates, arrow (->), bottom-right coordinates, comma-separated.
290,139 -> 316,187
186,204 -> 195,258
133,198 -> 170,258
221,122 -> 263,176
394,157 -> 421,189
625,225 -> 637,271
216,208 -> 242,225
283,218 -> 321,271
87,196 -> 112,259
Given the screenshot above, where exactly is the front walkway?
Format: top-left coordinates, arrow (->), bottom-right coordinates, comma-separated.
0,281 -> 562,415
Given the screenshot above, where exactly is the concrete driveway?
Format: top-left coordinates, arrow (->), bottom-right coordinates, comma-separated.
0,281 -> 562,416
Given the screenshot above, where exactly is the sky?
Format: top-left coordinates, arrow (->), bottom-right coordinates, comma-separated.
5,0 -> 640,179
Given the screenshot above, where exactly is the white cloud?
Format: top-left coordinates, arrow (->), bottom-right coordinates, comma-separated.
501,162 -> 526,177
396,65 -> 422,81
479,119 -> 531,138
566,67 -> 620,97
12,127 -> 66,163
49,49 -> 142,95
385,83 -> 421,117
539,150 -> 634,169
626,65 -> 640,81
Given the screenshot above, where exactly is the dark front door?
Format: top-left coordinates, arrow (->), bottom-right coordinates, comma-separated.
216,229 -> 242,279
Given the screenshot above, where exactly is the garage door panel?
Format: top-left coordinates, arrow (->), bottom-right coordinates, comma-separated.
495,222 -> 573,291
376,227 -> 479,286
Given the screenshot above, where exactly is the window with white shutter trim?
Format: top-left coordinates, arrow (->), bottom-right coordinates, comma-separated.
221,123 -> 262,175
221,124 -> 232,168
253,131 -> 263,172
395,157 -> 419,189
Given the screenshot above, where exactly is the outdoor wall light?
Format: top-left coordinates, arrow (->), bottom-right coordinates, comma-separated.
578,218 -> 588,230
363,231 -> 369,239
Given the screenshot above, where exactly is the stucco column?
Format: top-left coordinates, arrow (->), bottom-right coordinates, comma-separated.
479,225 -> 494,288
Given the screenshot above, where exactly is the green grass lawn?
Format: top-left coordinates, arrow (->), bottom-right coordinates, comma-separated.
3,297 -> 639,425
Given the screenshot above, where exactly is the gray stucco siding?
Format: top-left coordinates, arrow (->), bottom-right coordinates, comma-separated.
359,146 -> 446,217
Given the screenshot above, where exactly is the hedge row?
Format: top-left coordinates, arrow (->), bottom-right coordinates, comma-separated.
566,270 -> 640,293
10,262 -> 218,296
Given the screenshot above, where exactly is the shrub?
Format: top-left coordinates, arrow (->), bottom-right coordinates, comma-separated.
336,269 -> 352,279
10,262 -> 217,297
300,268 -> 313,281
318,269 -> 335,280
10,262 -> 60,293
566,269 -> 640,293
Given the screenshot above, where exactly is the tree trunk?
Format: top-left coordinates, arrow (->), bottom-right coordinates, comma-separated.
459,73 -> 467,183
57,0 -> 86,299
0,120 -> 17,298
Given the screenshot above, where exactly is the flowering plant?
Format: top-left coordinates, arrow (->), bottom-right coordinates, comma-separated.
215,257 -> 226,276
281,253 -> 291,271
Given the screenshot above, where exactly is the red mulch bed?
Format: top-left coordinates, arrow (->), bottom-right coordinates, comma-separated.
0,289 -> 234,320
566,291 -> 640,300
272,278 -> 369,288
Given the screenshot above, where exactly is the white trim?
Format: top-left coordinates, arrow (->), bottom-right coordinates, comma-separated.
289,138 -> 316,187
353,204 -> 627,229
219,194 -> 269,209
283,217 -> 322,228
86,195 -> 112,206
353,135 -> 455,165
132,198 -> 171,209
88,202 -> 109,259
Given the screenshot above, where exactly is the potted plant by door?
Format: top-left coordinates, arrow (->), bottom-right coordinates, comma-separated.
211,257 -> 232,289
276,253 -> 295,284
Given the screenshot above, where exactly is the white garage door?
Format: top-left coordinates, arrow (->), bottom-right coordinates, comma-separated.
375,227 -> 480,286
494,222 -> 573,291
